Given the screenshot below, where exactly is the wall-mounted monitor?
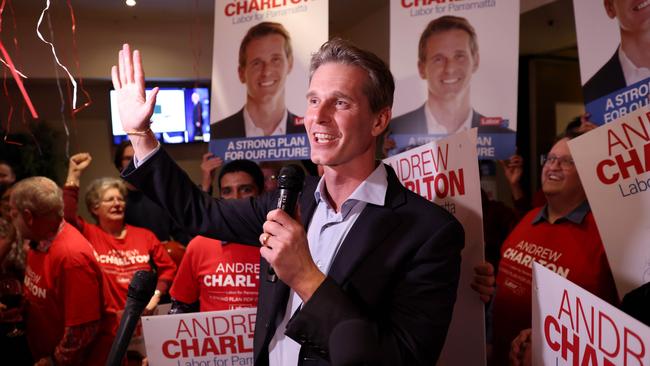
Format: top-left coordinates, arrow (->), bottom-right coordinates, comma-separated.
110,85 -> 210,145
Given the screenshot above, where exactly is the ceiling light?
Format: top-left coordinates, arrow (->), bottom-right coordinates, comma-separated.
126,0 -> 136,6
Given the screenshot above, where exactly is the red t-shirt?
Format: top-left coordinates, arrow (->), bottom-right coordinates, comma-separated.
23,222 -> 104,360
170,236 -> 260,311
78,222 -> 177,330
492,207 -> 619,365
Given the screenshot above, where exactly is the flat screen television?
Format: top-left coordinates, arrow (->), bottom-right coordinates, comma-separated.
110,85 -> 210,144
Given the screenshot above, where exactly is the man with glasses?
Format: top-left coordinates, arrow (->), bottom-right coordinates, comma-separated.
472,130 -> 619,365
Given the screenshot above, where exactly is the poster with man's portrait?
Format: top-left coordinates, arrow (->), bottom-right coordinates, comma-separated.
574,0 -> 650,125
389,1 -> 519,160
209,0 -> 328,162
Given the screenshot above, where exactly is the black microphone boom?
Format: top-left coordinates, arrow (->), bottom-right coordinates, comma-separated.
105,270 -> 157,366
267,164 -> 305,283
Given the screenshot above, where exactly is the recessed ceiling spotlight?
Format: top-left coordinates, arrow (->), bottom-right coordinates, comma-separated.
126,0 -> 136,6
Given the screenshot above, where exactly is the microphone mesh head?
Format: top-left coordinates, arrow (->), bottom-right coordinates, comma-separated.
127,270 -> 157,302
278,164 -> 305,191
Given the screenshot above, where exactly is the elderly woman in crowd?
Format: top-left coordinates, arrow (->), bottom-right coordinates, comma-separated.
62,152 -> 177,361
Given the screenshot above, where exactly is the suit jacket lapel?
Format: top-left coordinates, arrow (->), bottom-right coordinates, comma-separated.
328,167 -> 405,283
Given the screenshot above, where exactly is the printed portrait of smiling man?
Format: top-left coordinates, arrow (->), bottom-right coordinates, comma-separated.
390,15 -> 512,137
211,21 -> 306,139
582,0 -> 650,104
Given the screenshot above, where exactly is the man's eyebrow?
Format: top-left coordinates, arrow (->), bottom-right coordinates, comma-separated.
331,91 -> 353,100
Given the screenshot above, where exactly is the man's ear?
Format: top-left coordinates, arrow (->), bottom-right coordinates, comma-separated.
603,0 -> 616,19
238,65 -> 246,84
417,60 -> 427,80
22,209 -> 33,226
473,52 -> 480,73
287,54 -> 294,74
371,107 -> 392,137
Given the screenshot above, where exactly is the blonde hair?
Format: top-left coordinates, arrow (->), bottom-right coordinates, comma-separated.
11,177 -> 63,218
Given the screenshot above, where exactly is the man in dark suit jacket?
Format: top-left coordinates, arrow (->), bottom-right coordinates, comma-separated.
212,108 -> 305,139
113,39 -> 464,366
211,22 -> 297,140
583,0 -> 650,104
392,16 -> 512,139
391,105 -> 512,134
582,48 -> 626,104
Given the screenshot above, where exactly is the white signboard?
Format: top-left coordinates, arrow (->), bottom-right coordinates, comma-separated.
142,308 -> 256,366
383,129 -> 486,365
532,263 -> 650,366
568,106 -> 650,298
389,0 -> 519,160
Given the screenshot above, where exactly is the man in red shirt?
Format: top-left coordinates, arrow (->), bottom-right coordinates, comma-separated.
170,159 -> 265,312
9,177 -> 104,366
472,131 -> 619,365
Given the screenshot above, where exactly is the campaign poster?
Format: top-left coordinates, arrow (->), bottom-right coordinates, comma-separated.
209,0 -> 328,162
573,0 -> 650,125
389,0 -> 519,160
128,303 -> 172,357
568,106 -> 650,298
383,129 -> 486,365
532,263 -> 650,366
142,307 -> 256,366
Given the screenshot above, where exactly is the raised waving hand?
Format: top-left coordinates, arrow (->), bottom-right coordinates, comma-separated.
111,44 -> 159,158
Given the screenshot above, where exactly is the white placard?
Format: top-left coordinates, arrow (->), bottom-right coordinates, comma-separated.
532,263 -> 650,365
142,308 -> 256,366
568,106 -> 650,298
389,0 -> 519,160
383,128 -> 486,366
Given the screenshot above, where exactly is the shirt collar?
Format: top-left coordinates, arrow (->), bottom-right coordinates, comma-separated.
314,164 -> 388,209
532,200 -> 591,225
618,45 -> 650,86
243,106 -> 288,137
424,103 -> 473,135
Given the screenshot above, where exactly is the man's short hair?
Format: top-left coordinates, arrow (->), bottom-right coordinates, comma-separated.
309,37 -> 395,114
217,159 -> 265,194
85,178 -> 127,221
418,15 -> 478,63
239,22 -> 293,69
11,176 -> 63,219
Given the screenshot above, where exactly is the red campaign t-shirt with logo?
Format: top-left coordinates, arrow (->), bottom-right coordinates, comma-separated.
170,236 -> 260,311
23,222 -> 104,360
491,207 -> 619,365
78,221 -> 177,333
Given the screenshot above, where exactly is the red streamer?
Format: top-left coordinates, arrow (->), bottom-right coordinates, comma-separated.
0,41 -> 37,119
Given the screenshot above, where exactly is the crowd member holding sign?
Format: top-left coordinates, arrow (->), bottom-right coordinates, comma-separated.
582,0 -> 650,104
472,131 -> 619,365
390,16 -> 512,137
170,159 -> 264,313
113,38 -> 464,365
63,153 -> 177,362
9,177 -> 104,365
211,22 -> 304,139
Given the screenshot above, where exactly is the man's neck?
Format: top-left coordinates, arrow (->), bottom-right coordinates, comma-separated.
620,30 -> 650,69
426,94 -> 472,132
321,158 -> 378,213
545,194 -> 586,224
246,95 -> 286,135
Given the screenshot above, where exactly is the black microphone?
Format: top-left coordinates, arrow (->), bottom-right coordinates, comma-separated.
267,164 -> 305,283
105,270 -> 157,366
329,319 -> 381,366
